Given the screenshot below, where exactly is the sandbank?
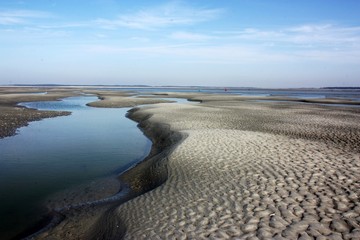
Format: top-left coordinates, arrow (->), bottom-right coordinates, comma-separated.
0,87 -> 81,138
35,92 -> 360,239
86,95 -> 173,108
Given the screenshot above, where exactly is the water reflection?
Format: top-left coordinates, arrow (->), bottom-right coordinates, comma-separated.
0,96 -> 151,239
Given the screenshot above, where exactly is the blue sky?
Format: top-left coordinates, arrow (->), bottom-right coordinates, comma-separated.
1,0 -> 360,87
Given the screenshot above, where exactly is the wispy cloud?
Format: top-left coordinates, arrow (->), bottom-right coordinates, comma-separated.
287,24 -> 360,46
222,24 -> 360,48
2,3 -> 360,66
94,1 -> 224,30
170,31 -> 214,41
1,2 -> 223,30
129,36 -> 150,42
83,23 -> 360,65
84,43 -> 293,64
85,43 -> 195,54
0,9 -> 52,25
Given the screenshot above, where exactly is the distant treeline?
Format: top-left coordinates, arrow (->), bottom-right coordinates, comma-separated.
321,87 -> 360,89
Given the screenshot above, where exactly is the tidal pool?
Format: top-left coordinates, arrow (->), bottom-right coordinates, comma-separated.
0,96 -> 151,239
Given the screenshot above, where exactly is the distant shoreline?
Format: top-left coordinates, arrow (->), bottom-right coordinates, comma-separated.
2,84 -> 360,90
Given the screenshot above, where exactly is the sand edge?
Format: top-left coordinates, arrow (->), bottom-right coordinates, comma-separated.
23,107 -> 185,239
86,107 -> 186,239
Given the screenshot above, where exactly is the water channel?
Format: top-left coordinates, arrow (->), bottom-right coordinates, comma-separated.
0,96 -> 152,239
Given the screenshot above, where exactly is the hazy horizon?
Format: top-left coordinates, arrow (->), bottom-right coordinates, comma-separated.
3,84 -> 360,90
1,0 -> 360,88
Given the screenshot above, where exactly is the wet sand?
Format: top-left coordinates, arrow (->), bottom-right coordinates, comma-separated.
0,87 -> 90,139
0,87 -> 80,138
0,87 -> 180,239
35,93 -> 360,239
83,89 -> 173,108
86,95 -> 172,108
0,87 -> 170,138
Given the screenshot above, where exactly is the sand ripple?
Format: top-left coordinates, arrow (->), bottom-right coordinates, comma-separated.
116,102 -> 360,239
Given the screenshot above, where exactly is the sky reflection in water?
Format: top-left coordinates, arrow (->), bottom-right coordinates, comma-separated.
0,96 -> 151,239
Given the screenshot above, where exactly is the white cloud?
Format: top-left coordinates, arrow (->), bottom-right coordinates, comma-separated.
2,5 -> 360,66
223,24 -> 360,48
84,23 -> 360,65
83,43 -> 293,65
287,24 -> 360,46
95,33 -> 107,38
289,24 -> 333,33
38,22 -> 89,29
94,1 -> 224,30
85,43 -> 194,54
129,37 -> 150,42
170,31 -> 214,41
0,9 -> 52,25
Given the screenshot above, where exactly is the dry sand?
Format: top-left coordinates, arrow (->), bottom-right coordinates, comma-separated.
36,94 -> 360,239
112,100 -> 360,240
121,103 -> 360,239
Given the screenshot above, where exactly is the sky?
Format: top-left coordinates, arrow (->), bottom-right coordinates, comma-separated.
0,0 -> 360,88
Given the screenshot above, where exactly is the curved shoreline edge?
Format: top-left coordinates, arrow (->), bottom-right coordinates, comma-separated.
120,107 -> 185,195
21,106 -> 185,239
87,107 -> 186,239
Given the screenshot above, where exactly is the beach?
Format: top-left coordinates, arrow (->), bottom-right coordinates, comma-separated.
1,88 -> 359,239
36,92 -> 360,239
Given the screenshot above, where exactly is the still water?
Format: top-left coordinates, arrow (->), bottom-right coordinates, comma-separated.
0,96 -> 151,239
98,87 -> 360,101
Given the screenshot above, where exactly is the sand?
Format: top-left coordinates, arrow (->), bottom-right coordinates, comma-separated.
0,87 -> 80,138
82,89 -> 176,108
2,89 -> 359,239
34,93 -> 360,239
87,95 -> 173,108
108,100 -> 360,240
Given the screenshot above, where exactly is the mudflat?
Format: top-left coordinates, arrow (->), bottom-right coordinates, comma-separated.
1,88 -> 359,239
0,87 -> 79,138
40,93 -> 360,239
0,87 -> 169,138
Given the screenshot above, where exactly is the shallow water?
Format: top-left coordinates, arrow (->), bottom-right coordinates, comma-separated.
99,87 -> 360,101
134,95 -> 193,104
159,97 -> 193,103
253,99 -> 360,108
0,96 -> 151,239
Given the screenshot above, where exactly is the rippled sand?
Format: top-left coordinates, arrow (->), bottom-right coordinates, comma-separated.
115,99 -> 360,239
22,92 -> 360,239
